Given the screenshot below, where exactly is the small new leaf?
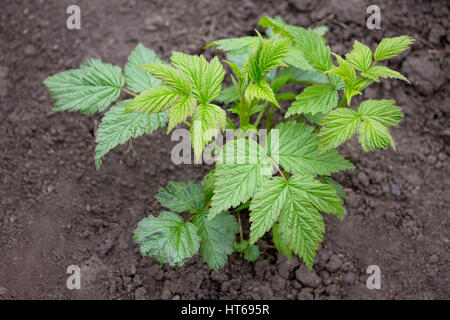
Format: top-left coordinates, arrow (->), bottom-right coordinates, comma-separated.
245,80 -> 280,108
345,40 -> 372,72
374,36 -> 415,61
362,65 -> 409,83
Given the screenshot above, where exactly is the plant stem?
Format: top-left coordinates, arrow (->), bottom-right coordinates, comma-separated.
226,116 -> 237,130
237,212 -> 243,242
253,104 -> 267,129
121,87 -> 137,97
182,120 -> 191,128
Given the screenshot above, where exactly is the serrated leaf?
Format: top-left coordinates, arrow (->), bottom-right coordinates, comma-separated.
134,211 -> 200,267
286,84 -> 338,117
125,43 -> 163,93
245,80 -> 280,108
210,138 -> 273,219
362,65 -> 409,83
206,36 -> 257,55
249,177 -> 288,243
94,100 -> 168,169
190,103 -> 226,161
167,94 -> 197,132
139,63 -> 192,95
216,86 -> 240,104
374,36 -> 415,61
322,176 -> 346,200
202,170 -> 216,203
284,46 -> 314,71
279,66 -> 329,85
125,85 -> 182,114
245,36 -> 290,83
269,121 -> 354,176
193,211 -> 239,270
289,27 -> 333,73
319,108 -> 360,151
171,52 -> 225,103
156,181 -> 205,214
327,54 -> 360,105
44,58 -> 124,114
272,223 -> 292,262
345,40 -> 372,72
357,99 -> 403,151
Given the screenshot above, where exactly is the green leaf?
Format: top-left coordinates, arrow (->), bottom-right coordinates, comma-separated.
327,54 -> 360,105
125,85 -> 182,114
206,36 -> 257,55
362,65 -> 409,83
245,80 -> 280,108
234,240 -> 249,252
94,100 -> 168,169
249,177 -> 289,243
125,43 -> 162,93
245,36 -> 290,83
272,223 -> 292,262
44,58 -> 124,114
290,27 -> 333,72
322,176 -> 346,200
134,211 -> 200,267
357,99 -> 403,151
156,181 -> 205,214
210,138 -> 273,219
138,63 -> 192,95
202,170 -> 216,203
216,86 -> 240,104
374,36 -> 415,61
193,211 -> 239,270
167,94 -> 197,132
269,121 -> 354,176
190,103 -> 226,161
286,84 -> 338,117
284,46 -> 314,71
319,108 -> 361,151
279,66 -> 329,85
345,40 -> 372,72
170,52 -> 225,103
244,244 -> 260,262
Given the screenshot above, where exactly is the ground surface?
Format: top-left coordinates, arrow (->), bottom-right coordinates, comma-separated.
0,0 -> 449,300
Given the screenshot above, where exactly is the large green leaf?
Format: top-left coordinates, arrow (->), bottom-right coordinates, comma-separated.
209,138 -> 273,219
156,181 -> 205,214
134,211 -> 200,267
269,121 -> 354,176
125,43 -> 162,93
95,100 -> 168,169
286,84 -> 338,116
44,58 -> 124,114
193,211 -> 239,270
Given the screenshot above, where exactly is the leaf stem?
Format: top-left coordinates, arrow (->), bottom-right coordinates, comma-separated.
182,120 -> 191,128
121,87 -> 137,97
237,212 -> 243,242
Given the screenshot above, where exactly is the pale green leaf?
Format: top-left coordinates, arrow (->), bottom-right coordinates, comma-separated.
245,80 -> 280,108
125,43 -> 162,93
319,108 -> 361,151
167,94 -> 197,132
286,84 -> 338,116
362,65 -> 409,83
138,63 -> 192,95
125,85 -> 182,114
374,36 -> 415,61
210,138 -> 273,219
190,103 -> 226,161
345,40 -> 372,72
206,36 -> 257,54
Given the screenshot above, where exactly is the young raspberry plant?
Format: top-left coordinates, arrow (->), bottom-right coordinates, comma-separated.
44,17 -> 414,270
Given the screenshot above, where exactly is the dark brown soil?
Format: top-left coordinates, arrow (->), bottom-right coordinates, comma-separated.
0,0 -> 449,300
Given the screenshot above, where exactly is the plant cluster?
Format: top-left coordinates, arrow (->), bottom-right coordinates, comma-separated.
44,17 -> 414,270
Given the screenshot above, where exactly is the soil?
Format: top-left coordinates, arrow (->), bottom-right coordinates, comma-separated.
0,0 -> 449,300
